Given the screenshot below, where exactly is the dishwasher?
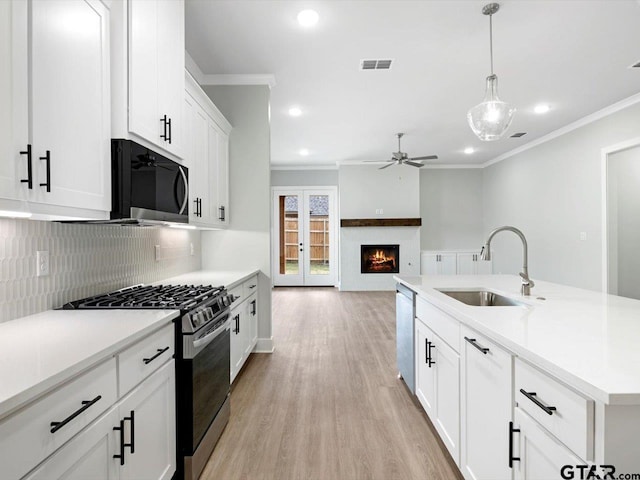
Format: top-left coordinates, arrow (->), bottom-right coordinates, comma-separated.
396,282 -> 416,393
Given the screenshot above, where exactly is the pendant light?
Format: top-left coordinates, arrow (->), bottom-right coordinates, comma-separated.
467,3 -> 515,141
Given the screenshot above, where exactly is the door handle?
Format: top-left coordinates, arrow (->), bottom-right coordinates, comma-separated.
508,421 -> 520,468
20,144 -> 33,189
39,150 -> 51,192
113,419 -> 126,465
160,115 -> 169,142
124,410 -> 135,454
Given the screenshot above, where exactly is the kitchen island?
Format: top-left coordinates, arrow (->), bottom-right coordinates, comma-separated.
395,274 -> 640,479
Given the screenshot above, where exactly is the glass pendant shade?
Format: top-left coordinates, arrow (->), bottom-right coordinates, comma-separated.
467,74 -> 516,141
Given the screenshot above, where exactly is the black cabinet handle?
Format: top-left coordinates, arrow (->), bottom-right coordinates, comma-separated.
20,144 -> 33,189
50,395 -> 102,433
427,341 -> 435,367
198,198 -> 202,217
219,205 -> 225,221
508,421 -> 521,468
124,410 -> 135,454
143,346 -> 170,365
167,117 -> 172,144
464,336 -> 490,354
425,338 -> 429,364
519,389 -> 557,415
234,314 -> 240,334
161,115 -> 169,142
250,299 -> 257,316
113,419 -> 125,465
249,284 -> 256,290
39,150 -> 51,192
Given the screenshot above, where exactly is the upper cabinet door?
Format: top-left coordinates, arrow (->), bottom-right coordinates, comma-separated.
0,0 -> 28,207
129,0 -> 184,159
29,0 -> 111,212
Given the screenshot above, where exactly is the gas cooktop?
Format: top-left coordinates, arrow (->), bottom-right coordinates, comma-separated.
61,284 -> 224,310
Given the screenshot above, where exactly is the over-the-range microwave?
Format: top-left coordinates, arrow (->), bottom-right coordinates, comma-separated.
110,139 -> 188,225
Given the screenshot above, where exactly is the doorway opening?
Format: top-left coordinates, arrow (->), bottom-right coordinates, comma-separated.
272,187 -> 338,286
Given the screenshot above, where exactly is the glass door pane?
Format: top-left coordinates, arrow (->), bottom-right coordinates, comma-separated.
281,195 -> 300,275
307,195 -> 330,276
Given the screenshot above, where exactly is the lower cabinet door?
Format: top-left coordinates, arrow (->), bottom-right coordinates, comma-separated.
513,407 -> 585,480
230,307 -> 244,383
433,333 -> 460,464
23,407 -> 120,480
461,326 -> 513,480
415,319 -> 436,418
119,360 -> 176,480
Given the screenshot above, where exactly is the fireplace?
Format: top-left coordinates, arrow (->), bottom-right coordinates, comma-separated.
361,244 -> 400,274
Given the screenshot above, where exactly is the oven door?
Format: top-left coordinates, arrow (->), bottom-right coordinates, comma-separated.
180,315 -> 231,453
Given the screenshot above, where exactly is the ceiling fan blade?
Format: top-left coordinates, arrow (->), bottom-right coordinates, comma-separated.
378,162 -> 395,170
363,159 -> 394,163
409,155 -> 438,161
405,161 -> 425,168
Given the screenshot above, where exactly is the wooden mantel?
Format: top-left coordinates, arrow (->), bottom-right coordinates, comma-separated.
340,218 -> 422,227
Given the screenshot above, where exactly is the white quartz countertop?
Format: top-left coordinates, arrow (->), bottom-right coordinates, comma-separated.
158,269 -> 260,289
0,309 -> 178,420
395,274 -> 640,405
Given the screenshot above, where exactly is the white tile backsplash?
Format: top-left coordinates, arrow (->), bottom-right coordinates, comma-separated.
0,219 -> 201,322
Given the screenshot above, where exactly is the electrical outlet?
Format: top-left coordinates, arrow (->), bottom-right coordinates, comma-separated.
36,251 -> 50,277
376,208 -> 384,215
155,245 -> 161,261
580,232 -> 587,241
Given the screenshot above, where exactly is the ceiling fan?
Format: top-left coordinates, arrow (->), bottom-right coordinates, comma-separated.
366,133 -> 438,169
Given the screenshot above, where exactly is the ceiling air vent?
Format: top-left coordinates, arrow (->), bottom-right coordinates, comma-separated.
510,132 -> 527,138
360,59 -> 393,70
629,61 -> 640,68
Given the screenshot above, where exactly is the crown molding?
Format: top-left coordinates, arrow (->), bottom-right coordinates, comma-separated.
185,51 -> 205,85
271,164 -> 338,171
482,92 -> 640,168
200,74 -> 277,88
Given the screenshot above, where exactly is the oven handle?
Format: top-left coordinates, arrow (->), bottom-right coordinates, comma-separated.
193,319 -> 230,350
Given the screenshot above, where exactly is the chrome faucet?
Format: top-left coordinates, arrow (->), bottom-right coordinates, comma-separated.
480,226 -> 535,296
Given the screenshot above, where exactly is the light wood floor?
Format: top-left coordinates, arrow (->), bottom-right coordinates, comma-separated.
200,287 -> 462,480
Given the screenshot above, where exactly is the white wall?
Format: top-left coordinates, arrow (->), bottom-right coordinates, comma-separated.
271,169 -> 338,186
483,101 -> 640,291
608,145 -> 640,299
420,168 -> 484,250
339,164 -> 420,218
200,85 -> 273,349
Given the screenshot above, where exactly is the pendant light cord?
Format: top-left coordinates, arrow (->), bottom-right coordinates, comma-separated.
489,13 -> 494,75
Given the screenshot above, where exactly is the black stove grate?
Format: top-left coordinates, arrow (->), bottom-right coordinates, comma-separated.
62,284 -> 224,310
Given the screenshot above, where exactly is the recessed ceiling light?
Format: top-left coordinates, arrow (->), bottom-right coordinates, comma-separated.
534,104 -> 550,114
299,149 -> 310,156
297,9 -> 319,27
288,107 -> 302,117
464,147 -> 475,155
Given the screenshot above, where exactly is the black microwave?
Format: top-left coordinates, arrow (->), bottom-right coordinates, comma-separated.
111,139 -> 188,224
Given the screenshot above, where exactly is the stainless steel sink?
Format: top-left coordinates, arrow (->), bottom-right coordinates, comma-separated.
436,289 -> 524,307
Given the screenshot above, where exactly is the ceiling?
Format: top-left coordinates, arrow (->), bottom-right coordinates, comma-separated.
185,0 -> 640,168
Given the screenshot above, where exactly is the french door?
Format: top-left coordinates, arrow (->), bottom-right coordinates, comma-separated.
272,187 -> 337,286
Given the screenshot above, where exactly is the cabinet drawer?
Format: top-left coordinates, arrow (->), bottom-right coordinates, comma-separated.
119,324 -> 174,396
416,297 -> 460,352
243,275 -> 258,298
0,358 -> 117,480
515,358 -> 593,461
229,285 -> 243,308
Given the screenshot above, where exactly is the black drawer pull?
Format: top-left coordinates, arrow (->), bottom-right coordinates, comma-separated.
250,299 -> 257,316
218,205 -> 226,221
167,116 -> 172,144
161,115 -> 169,142
124,410 -> 135,454
20,144 -> 33,189
143,346 -> 170,365
249,284 -> 256,289
113,419 -> 125,465
464,336 -> 490,354
427,341 -> 435,367
508,421 -> 521,468
519,389 -> 557,415
50,395 -> 102,433
39,150 -> 51,192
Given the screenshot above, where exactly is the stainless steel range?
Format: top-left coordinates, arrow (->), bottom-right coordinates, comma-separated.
63,284 -> 234,480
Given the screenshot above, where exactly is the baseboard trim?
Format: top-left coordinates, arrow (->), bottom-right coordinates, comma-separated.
254,337 -> 274,353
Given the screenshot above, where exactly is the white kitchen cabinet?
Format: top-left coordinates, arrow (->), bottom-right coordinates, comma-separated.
512,407 -> 585,480
185,71 -> 232,228
230,275 -> 259,383
415,317 -> 460,465
128,0 -> 184,158
118,361 -> 176,480
0,0 -> 110,219
460,325 -> 513,480
421,252 -> 457,275
23,407 -> 120,480
457,253 -> 493,275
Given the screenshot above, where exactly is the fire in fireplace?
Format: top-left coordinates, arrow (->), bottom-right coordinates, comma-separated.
361,244 -> 400,274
